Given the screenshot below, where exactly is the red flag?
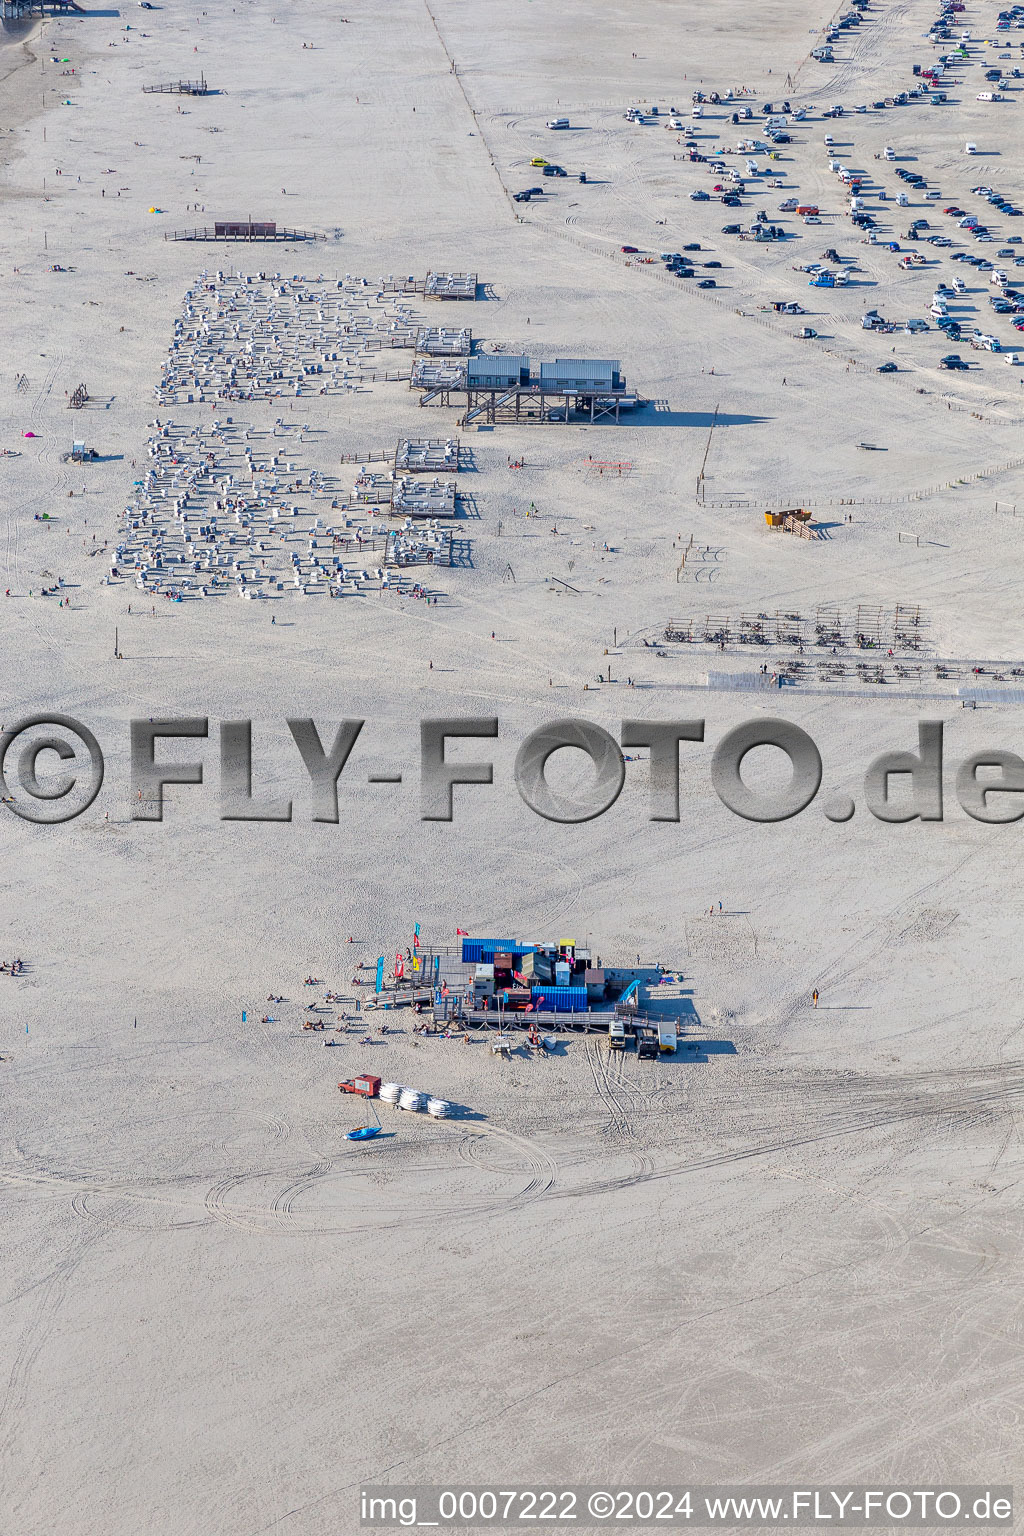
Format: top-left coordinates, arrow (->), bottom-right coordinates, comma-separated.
413,932 -> 420,950
394,951 -> 405,979
456,928 -> 468,936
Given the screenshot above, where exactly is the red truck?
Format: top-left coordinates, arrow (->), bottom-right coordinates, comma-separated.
338,1074 -> 381,1098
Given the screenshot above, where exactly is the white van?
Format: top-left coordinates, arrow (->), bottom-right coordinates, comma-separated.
546,117 -> 570,129
897,191 -> 909,206
745,159 -> 758,176
692,104 -> 704,118
1005,352 -> 1023,365
965,142 -> 978,155
884,145 -> 896,160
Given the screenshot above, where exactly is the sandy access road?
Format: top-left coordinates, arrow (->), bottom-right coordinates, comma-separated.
0,1 -> 1023,1533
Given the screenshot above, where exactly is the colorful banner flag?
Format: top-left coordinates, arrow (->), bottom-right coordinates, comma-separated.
375,956 -> 384,993
456,927 -> 468,936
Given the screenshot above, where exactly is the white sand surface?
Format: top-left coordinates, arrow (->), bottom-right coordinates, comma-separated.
1,3 -> 1023,1533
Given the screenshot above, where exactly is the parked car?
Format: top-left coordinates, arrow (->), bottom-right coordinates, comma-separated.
621,245 -> 639,253
698,278 -> 717,287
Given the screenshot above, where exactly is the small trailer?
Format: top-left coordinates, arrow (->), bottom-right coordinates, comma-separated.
338,1073 -> 381,1097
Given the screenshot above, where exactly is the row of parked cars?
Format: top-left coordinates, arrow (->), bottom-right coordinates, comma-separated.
617,243 -> 723,286
602,0 -> 1022,371
835,7 -> 1024,369
659,247 -> 721,286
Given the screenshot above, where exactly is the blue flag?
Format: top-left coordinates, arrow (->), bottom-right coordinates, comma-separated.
375,956 -> 385,992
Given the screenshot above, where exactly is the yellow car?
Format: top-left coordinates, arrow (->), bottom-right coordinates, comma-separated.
530,157 -> 548,167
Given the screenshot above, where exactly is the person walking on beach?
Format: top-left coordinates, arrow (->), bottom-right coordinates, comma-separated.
812,988 -> 819,1008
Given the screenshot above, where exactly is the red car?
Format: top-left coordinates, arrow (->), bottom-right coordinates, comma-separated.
621,245 -> 639,253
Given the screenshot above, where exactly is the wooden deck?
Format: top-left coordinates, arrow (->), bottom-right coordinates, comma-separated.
166,227 -> 323,243
1,0 -> 83,16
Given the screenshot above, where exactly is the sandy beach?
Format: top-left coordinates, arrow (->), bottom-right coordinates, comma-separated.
1,1 -> 1023,1533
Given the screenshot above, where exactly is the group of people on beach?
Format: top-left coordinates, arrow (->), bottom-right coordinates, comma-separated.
1,959 -> 26,976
